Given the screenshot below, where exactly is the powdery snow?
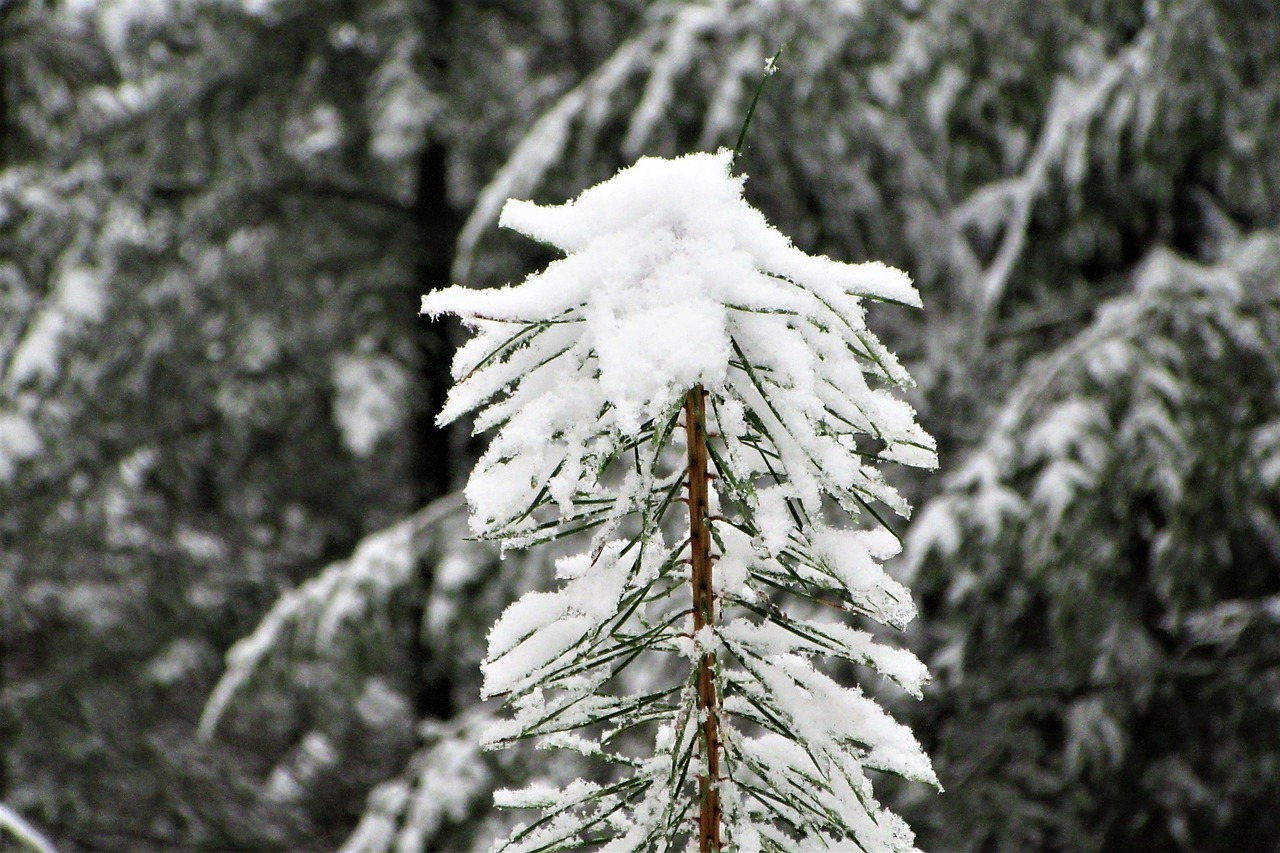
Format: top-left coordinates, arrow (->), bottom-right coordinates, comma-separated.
422,151 -> 938,852
331,353 -> 410,458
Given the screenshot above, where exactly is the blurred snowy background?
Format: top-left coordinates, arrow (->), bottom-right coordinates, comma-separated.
2,0 -> 1279,851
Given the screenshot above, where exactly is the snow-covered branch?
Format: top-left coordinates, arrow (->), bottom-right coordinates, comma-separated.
0,805 -> 58,853
199,495 -> 472,739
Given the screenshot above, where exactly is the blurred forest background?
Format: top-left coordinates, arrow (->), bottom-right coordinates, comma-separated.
2,0 -> 1279,851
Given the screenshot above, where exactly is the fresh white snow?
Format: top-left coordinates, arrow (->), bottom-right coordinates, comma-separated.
423,150 -> 938,852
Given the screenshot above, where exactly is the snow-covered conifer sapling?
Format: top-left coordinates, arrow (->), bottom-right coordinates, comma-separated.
422,149 -> 939,852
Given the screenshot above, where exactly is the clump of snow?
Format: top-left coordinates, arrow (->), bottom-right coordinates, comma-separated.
75,0 -> 171,56
370,37 -> 441,164
287,103 -> 344,162
339,708 -> 496,853
754,485 -> 795,554
331,352 -> 410,458
7,265 -> 106,390
0,413 -> 41,482
425,150 -> 928,543
266,731 -> 338,804
483,541 -> 631,698
355,677 -> 413,728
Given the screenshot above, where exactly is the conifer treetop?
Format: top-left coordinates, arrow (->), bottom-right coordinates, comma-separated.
422,150 -> 935,545
421,149 -> 939,852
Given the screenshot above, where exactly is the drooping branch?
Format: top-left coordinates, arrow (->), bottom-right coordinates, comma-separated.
684,385 -> 721,852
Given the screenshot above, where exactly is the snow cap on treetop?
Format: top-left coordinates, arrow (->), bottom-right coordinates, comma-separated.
421,150 -> 921,327
497,149 -> 748,253
421,150 -> 922,434
418,149 -> 939,849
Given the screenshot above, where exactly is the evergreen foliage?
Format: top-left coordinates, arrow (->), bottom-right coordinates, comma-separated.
0,0 -> 472,844
422,150 -> 938,852
3,0 -> 1278,850
904,233 -> 1280,851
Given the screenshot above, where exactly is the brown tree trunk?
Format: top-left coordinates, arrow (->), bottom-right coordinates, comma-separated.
684,386 -> 721,852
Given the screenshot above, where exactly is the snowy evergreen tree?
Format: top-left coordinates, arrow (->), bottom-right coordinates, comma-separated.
199,1 -> 1280,847
902,232 -> 1280,851
421,150 -> 939,852
5,0 -> 1278,849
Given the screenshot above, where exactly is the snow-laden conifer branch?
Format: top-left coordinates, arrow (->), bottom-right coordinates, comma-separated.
199,496 -> 483,740
0,804 -> 59,853
423,150 -> 939,851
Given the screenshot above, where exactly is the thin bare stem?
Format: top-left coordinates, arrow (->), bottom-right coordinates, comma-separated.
684,385 -> 721,852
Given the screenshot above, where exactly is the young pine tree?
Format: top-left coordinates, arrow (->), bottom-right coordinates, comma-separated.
421,150 -> 939,853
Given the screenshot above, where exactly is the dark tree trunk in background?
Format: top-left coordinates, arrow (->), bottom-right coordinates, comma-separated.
407,136 -> 462,722
406,0 -> 464,715
410,138 -> 461,507
397,0 -> 466,727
